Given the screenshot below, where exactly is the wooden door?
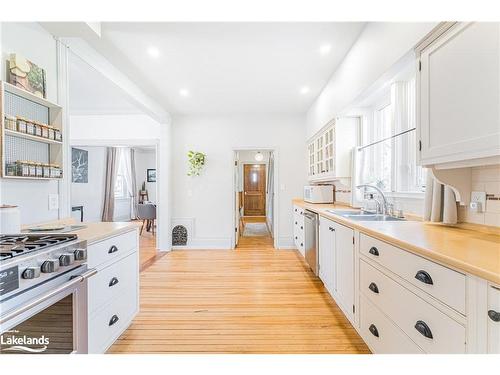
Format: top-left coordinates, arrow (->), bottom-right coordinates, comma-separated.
243,164 -> 266,216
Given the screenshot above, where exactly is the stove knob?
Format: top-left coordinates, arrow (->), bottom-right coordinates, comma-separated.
41,259 -> 60,273
22,267 -> 41,279
59,253 -> 75,267
74,249 -> 87,261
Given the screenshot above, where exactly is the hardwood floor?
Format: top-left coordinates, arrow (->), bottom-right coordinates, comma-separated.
108,234 -> 370,354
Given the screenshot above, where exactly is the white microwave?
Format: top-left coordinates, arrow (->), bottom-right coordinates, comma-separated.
303,185 -> 334,203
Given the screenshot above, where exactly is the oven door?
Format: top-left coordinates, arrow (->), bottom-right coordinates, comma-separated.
0,266 -> 96,354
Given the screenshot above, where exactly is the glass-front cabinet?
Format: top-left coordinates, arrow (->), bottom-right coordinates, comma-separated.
308,120 -> 336,180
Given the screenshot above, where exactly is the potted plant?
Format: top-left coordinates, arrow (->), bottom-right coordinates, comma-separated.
187,151 -> 206,176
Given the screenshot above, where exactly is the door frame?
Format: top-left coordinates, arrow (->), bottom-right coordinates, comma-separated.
231,147 -> 279,249
242,162 -> 267,217
70,138 -> 161,251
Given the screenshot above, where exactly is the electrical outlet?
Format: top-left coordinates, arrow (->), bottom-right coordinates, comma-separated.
48,194 -> 59,210
470,191 -> 486,213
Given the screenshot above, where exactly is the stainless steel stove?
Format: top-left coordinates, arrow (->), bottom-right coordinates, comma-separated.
0,234 -> 95,354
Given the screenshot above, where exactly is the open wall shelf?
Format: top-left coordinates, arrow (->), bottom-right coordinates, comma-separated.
0,81 -> 64,180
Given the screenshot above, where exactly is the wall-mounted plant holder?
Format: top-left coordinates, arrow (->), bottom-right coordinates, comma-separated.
187,150 -> 206,176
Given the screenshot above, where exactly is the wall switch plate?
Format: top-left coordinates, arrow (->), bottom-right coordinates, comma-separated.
48,194 -> 59,210
470,191 -> 486,213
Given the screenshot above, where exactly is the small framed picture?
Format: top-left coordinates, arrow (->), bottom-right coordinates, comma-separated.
147,169 -> 156,182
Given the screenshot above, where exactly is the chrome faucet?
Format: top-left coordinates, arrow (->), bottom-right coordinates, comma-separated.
356,184 -> 389,215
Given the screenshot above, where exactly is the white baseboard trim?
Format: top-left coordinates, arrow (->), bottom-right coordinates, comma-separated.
173,237 -> 232,250
277,236 -> 295,249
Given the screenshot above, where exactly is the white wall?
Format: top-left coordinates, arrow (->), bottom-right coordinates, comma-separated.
134,148 -> 157,203
0,22 -> 60,225
172,114 -> 307,249
70,146 -> 106,222
306,22 -> 437,139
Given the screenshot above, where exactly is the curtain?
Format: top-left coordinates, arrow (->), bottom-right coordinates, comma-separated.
130,149 -> 138,219
118,148 -> 137,221
423,172 -> 458,224
102,147 -> 118,222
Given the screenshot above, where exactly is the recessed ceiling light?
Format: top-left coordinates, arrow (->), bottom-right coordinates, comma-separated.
300,86 -> 310,95
147,46 -> 160,58
319,44 -> 332,56
179,88 -> 190,97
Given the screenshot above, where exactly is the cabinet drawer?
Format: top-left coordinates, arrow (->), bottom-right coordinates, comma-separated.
360,294 -> 423,354
88,252 -> 138,315
360,259 -> 465,353
293,205 -> 304,216
360,233 -> 466,314
87,230 -> 137,269
88,284 -> 138,353
488,284 -> 500,353
293,214 -> 305,232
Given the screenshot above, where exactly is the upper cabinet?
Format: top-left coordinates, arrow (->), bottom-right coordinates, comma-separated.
308,117 -> 358,182
416,22 -> 500,168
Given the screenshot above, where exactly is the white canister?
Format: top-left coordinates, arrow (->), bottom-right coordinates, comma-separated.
0,205 -> 21,234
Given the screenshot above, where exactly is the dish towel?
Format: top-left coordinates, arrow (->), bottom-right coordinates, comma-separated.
423,172 -> 458,224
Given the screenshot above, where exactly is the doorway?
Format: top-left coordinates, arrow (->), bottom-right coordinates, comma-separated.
233,149 -> 277,249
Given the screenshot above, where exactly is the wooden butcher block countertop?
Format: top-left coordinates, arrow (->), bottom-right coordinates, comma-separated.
293,199 -> 500,285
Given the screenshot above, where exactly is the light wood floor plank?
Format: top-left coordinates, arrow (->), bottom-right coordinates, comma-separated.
108,232 -> 370,354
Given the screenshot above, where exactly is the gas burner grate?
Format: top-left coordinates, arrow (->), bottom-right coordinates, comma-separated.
0,234 -> 78,261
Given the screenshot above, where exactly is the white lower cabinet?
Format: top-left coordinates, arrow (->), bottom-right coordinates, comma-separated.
360,294 -> 423,354
488,284 -> 500,353
87,229 -> 139,353
318,217 -> 355,322
360,259 -> 466,353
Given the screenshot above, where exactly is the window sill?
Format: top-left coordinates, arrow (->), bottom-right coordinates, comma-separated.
114,197 -> 131,201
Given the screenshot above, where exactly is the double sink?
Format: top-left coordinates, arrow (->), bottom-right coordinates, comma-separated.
325,210 -> 406,222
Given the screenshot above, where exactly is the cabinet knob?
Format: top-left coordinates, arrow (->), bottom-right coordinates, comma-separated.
368,282 -> 379,294
488,310 -> 500,322
415,270 -> 433,285
414,320 -> 433,339
300,226 -> 303,230
368,247 -> 379,256
369,324 -> 379,338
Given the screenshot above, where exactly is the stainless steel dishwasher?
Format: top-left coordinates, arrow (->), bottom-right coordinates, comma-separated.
303,210 -> 318,275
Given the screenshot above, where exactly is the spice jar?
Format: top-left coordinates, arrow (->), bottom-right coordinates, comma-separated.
5,162 -> 17,176
47,126 -> 55,140
26,120 -> 35,135
41,124 -> 49,138
35,163 -> 44,177
16,117 -> 27,133
42,163 -> 51,178
33,122 -> 43,137
54,128 -> 62,142
16,161 -> 29,177
4,115 -> 16,131
28,161 -> 36,177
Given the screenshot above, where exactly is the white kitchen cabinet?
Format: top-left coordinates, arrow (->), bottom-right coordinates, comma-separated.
487,284 -> 500,353
307,117 -> 358,182
87,229 -> 139,353
318,216 -> 336,295
416,22 -> 500,167
334,222 -> 355,320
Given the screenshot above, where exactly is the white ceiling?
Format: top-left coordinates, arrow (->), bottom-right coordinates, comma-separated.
93,22 -> 365,115
68,51 -> 141,115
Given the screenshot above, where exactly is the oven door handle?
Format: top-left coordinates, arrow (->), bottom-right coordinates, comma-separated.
0,268 -> 97,325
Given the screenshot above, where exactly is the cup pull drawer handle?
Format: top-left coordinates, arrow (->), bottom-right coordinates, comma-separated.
488,310 -> 500,322
415,270 -> 433,285
369,324 -> 379,338
329,227 -> 335,232
368,247 -> 379,256
108,245 -> 118,254
109,277 -> 119,287
368,282 -> 379,294
109,314 -> 119,326
414,320 -> 433,339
